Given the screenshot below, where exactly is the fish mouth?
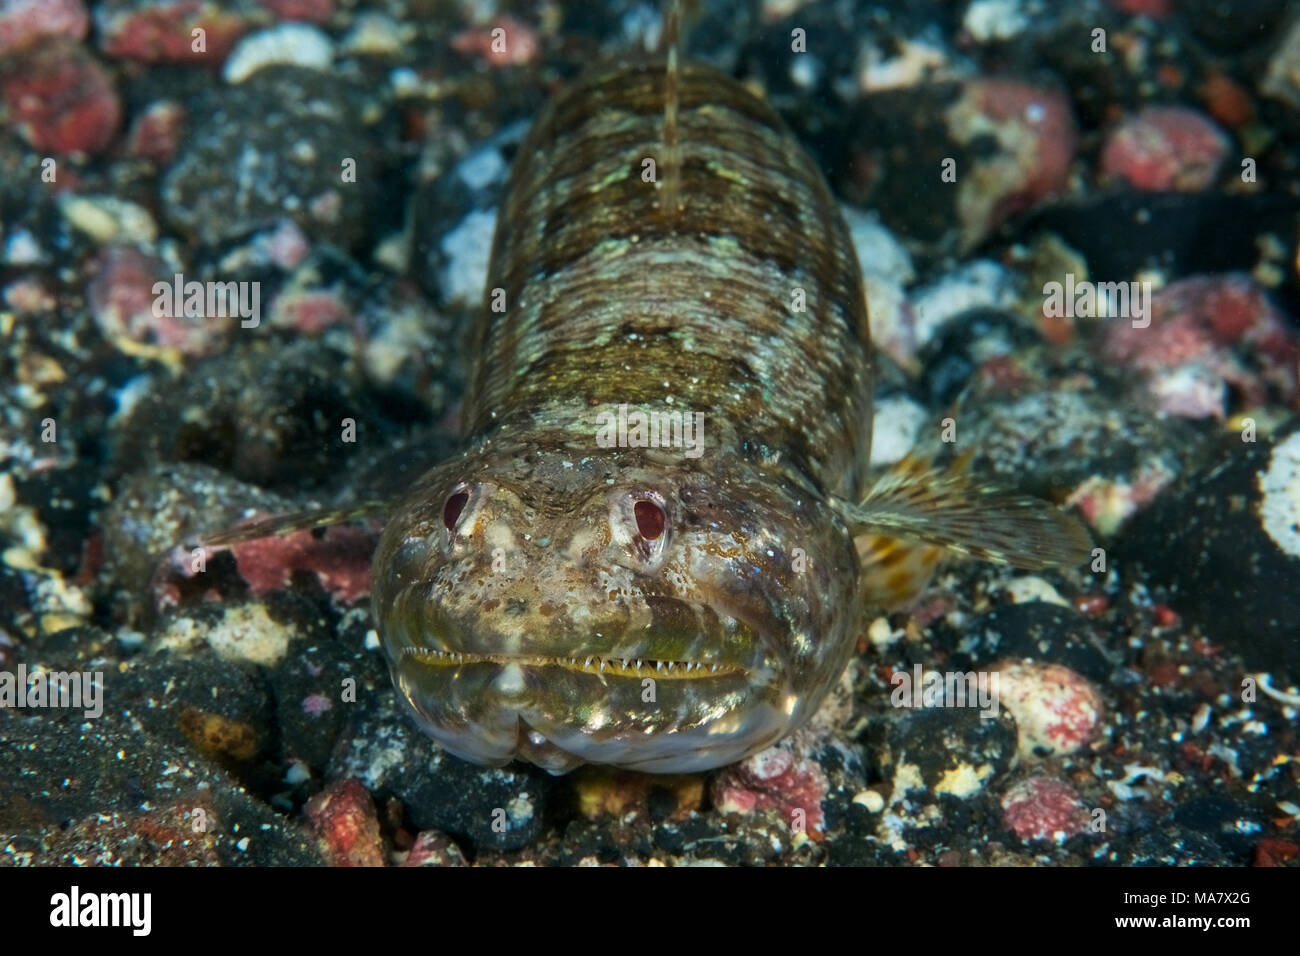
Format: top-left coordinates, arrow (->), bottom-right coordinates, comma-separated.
382,621 -> 795,773
400,647 -> 748,680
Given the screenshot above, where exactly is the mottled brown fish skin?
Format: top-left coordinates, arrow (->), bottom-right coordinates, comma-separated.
374,59 -> 878,773
468,60 -> 875,496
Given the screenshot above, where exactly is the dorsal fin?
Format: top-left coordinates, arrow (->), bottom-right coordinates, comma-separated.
659,0 -> 686,219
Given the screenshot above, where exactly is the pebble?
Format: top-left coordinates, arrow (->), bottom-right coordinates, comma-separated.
223,23 -> 333,83
1102,274 -> 1298,416
1115,420 -> 1300,680
95,0 -> 250,64
1262,14 -> 1300,109
59,194 -> 157,244
154,602 -> 300,667
305,778 -> 386,867
1101,106 -> 1230,192
1001,776 -> 1090,843
0,43 -> 120,155
0,0 -> 87,56
911,261 -> 1019,347
880,706 -> 1019,802
993,659 -> 1104,758
437,208 -> 497,307
160,67 -> 381,250
710,733 -> 836,839
962,0 -> 1029,43
340,12 -> 411,56
869,394 -> 927,466
87,244 -> 226,358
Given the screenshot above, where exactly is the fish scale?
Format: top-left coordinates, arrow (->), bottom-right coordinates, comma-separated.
467,59 -> 875,503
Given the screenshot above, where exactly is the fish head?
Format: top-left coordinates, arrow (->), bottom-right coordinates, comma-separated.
373,444 -> 860,773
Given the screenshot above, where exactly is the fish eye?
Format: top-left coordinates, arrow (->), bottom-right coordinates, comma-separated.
609,491 -> 671,566
634,499 -> 666,540
443,489 -> 469,531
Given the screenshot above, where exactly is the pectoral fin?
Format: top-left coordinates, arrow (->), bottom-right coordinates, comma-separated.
198,499 -> 392,548
835,453 -> 1092,570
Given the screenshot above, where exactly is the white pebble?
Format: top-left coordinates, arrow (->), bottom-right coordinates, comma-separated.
1258,430 -> 1300,558
963,0 -> 1029,43
224,24 -> 334,84
870,395 -> 926,466
911,260 -> 1017,347
844,206 -> 914,284
438,208 -> 497,306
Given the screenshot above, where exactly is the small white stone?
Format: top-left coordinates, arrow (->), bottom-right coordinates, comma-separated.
911,260 -> 1017,347
457,149 -> 507,192
341,12 -> 412,56
853,789 -> 886,812
156,604 -> 298,666
870,395 -> 927,466
438,208 -> 496,306
844,206 -> 914,284
224,24 -> 334,84
60,195 -> 157,244
1002,575 -> 1069,607
4,229 -> 45,265
963,0 -> 1029,43
1258,430 -> 1300,558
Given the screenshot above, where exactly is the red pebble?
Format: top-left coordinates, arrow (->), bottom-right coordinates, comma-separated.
305,778 -> 386,867
1,43 -> 119,154
1201,71 -> 1254,129
452,15 -> 540,67
0,0 -> 87,56
1100,106 -> 1229,192
950,79 -> 1077,244
1105,0 -> 1173,15
996,659 -> 1104,757
1102,275 -> 1299,408
203,523 -> 374,605
1253,838 -> 1299,867
87,245 -> 225,356
272,289 -> 352,335
401,831 -> 467,867
711,735 -> 829,840
1002,776 -> 1090,842
1152,604 -> 1179,628
1073,594 -> 1110,616
96,0 -> 248,65
125,100 -> 186,165
259,0 -> 333,23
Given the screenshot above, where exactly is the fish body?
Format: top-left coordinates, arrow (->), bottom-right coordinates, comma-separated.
374,57 -> 877,773
210,31 -> 1088,774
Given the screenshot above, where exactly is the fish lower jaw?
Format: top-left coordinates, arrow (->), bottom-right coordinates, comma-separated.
401,646 -> 746,680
